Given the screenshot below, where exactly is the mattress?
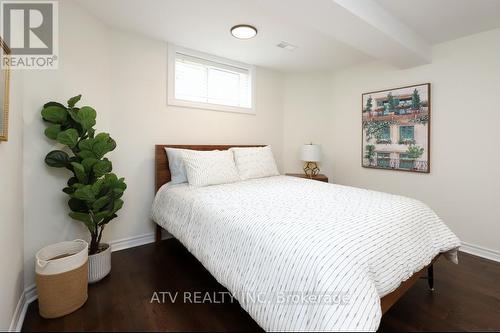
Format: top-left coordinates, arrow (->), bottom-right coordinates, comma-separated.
152,175 -> 460,331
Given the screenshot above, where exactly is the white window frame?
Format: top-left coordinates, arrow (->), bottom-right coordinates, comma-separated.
167,44 -> 256,114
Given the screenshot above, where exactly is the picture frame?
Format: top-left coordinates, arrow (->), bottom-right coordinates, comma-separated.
361,83 -> 430,173
0,37 -> 11,142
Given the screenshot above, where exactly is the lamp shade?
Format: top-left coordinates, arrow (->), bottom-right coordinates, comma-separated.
300,144 -> 321,162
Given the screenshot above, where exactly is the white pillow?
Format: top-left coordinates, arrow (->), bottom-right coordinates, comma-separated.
164,148 -> 188,184
182,150 -> 240,187
230,146 -> 280,180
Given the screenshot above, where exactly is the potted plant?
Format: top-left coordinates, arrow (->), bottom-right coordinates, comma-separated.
41,95 -> 126,283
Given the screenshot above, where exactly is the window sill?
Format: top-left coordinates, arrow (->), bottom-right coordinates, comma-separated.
167,97 -> 255,115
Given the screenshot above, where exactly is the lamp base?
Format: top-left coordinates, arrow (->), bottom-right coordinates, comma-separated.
303,162 -> 319,178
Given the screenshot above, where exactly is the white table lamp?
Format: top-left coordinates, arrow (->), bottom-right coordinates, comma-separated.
300,143 -> 322,177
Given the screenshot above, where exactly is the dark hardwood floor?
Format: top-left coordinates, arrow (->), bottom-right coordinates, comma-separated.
23,239 -> 500,332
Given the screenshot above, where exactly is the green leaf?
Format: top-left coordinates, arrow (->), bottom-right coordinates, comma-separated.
67,95 -> 82,108
45,150 -> 70,168
100,173 -> 117,192
74,106 -> 97,130
112,178 -> 127,198
91,178 -> 104,195
117,177 -> 127,190
67,177 -> 78,186
98,174 -> 127,201
57,129 -> 79,148
94,132 -> 110,142
41,105 -> 68,124
71,183 -> 84,190
101,213 -> 118,225
62,187 -> 75,194
112,188 -> 124,198
91,133 -> 116,158
81,158 -> 98,172
94,210 -> 110,223
108,137 -> 117,151
104,173 -> 118,183
93,142 -> 113,159
69,212 -> 94,230
67,116 -> 85,137
44,124 -> 61,140
71,162 -> 87,183
68,198 -> 87,212
92,142 -> 107,159
72,185 -> 95,202
87,128 -> 95,139
43,101 -> 66,109
92,195 -> 111,211
78,150 -> 96,160
93,159 -> 112,178
111,199 -> 124,214
78,138 -> 94,152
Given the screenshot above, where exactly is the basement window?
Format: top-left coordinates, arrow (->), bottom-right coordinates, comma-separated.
167,45 -> 255,114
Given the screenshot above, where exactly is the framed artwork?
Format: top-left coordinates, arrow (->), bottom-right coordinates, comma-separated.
362,83 -> 430,173
0,38 -> 10,141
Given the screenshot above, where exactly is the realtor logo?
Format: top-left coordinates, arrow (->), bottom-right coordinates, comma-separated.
1,1 -> 58,69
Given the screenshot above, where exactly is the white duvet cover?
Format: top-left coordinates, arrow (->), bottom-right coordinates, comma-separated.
152,176 -> 460,331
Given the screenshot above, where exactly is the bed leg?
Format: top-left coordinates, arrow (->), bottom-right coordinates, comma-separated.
427,264 -> 434,291
155,224 -> 162,244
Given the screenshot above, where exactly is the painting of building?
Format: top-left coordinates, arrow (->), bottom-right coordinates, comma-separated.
362,83 -> 430,173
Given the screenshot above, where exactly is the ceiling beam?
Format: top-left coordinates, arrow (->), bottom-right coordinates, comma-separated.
261,0 -> 432,68
332,0 -> 431,68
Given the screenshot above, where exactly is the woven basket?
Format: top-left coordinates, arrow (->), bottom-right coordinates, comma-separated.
35,240 -> 88,318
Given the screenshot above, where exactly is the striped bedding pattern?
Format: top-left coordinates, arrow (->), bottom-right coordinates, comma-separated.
152,175 -> 460,331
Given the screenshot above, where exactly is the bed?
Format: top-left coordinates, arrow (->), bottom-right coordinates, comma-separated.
152,144 -> 461,331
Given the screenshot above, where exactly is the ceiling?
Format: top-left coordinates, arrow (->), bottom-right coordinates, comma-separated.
77,0 -> 500,72
376,0 -> 500,44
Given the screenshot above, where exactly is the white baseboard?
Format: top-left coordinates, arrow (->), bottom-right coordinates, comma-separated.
460,242 -> 500,263
109,232 -> 156,252
9,231 -> 171,332
9,284 -> 37,332
110,230 -> 172,252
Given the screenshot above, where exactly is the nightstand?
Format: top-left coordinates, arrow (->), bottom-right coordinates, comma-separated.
285,173 -> 329,183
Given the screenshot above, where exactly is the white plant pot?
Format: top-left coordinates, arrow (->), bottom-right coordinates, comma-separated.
88,243 -> 111,283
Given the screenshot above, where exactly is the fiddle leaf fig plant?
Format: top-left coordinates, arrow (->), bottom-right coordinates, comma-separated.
41,95 -> 126,255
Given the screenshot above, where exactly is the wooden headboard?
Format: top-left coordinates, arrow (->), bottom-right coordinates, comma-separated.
154,145 -> 265,192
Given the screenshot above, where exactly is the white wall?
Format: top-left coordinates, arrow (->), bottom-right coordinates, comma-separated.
0,72 -> 24,330
283,73 -> 333,178
20,2 -> 284,288
302,28 -> 500,252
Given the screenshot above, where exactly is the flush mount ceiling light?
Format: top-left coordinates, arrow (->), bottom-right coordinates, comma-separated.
231,24 -> 258,39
